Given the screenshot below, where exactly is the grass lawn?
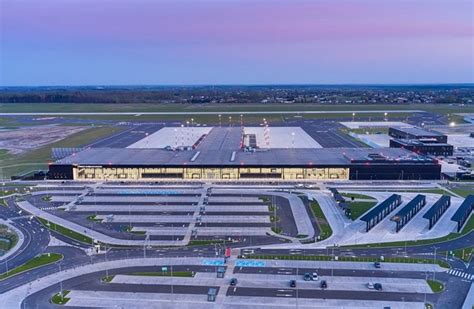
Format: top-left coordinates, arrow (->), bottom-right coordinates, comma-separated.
242,254 -> 449,268
41,195 -> 52,202
270,215 -> 280,223
38,218 -> 93,244
448,188 -> 474,198
51,290 -> 70,305
427,280 -> 444,293
348,201 -> 377,220
102,275 -> 115,282
448,247 -> 473,262
86,215 -> 102,222
0,253 -> 63,280
0,224 -> 18,251
271,227 -> 282,234
309,200 -> 333,240
340,193 -> 376,200
346,127 -> 390,135
359,188 -> 450,195
128,271 -> 194,277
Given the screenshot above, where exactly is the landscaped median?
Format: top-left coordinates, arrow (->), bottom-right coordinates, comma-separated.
0,253 -> 63,280
38,217 -> 93,244
127,271 -> 195,277
51,290 -> 70,305
427,280 -> 444,293
309,200 -> 332,240
240,254 -> 450,268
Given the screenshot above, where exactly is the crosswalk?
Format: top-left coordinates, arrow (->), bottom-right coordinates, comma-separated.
447,269 -> 474,280
40,206 -> 58,211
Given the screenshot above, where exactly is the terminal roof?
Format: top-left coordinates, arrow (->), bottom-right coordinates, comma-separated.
55,147 -> 436,167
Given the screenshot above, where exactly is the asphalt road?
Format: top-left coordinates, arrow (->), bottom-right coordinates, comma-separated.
0,198 -> 50,273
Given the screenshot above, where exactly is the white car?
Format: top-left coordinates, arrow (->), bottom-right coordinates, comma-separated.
312,272 -> 319,281
367,282 -> 375,289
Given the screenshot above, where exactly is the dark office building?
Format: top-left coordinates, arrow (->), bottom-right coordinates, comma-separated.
389,139 -> 453,156
389,127 -> 448,143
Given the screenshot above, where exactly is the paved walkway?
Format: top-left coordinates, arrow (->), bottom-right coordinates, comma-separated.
462,282 -> 474,309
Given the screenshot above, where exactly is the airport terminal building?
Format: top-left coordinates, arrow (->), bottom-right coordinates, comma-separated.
49,148 -> 441,181
48,127 -> 442,181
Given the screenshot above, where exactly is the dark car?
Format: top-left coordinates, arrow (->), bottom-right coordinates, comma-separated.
320,280 -> 327,289
230,278 -> 238,286
303,273 -> 312,281
290,280 -> 296,287
374,283 -> 383,291
374,262 -> 381,268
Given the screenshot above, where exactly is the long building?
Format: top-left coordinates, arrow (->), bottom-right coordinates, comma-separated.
49,147 -> 441,181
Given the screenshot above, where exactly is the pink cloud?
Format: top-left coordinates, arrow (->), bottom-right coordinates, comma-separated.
2,0 -> 472,45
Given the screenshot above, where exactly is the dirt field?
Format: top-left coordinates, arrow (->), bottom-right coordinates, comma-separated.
0,125 -> 87,155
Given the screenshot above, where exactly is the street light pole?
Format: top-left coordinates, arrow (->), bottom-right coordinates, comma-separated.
433,246 -> 438,281
59,262 -> 63,301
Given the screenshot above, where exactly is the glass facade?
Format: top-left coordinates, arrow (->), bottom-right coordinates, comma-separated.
74,165 -> 349,181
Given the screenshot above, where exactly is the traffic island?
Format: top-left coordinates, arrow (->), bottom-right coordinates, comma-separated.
0,253 -> 63,280
427,280 -> 444,293
51,290 -> 70,305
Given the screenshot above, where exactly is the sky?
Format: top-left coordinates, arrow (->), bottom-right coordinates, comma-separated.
1,0 -> 473,86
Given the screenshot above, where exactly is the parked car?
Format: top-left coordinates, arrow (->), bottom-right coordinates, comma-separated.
374,262 -> 381,268
230,278 -> 238,286
312,272 -> 319,281
374,283 -> 383,291
290,280 -> 297,287
303,273 -> 312,281
367,282 -> 375,289
320,280 -> 327,289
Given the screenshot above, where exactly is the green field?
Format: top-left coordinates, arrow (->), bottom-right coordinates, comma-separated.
309,200 -> 333,240
0,253 -> 63,280
0,126 -> 123,178
1,103 -> 473,114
